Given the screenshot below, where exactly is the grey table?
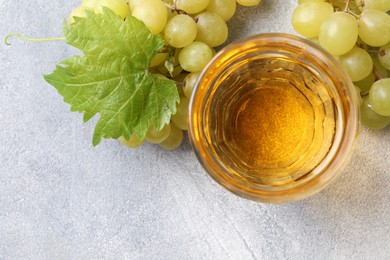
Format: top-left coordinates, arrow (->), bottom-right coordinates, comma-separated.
1,0 -> 390,259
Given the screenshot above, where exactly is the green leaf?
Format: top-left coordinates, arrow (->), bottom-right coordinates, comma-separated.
44,8 -> 179,146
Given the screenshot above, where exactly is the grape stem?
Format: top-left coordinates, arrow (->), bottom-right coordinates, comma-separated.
174,81 -> 184,87
373,67 -> 384,81
342,0 -> 351,12
4,34 -> 66,46
361,91 -> 369,97
341,0 -> 360,18
162,0 -> 194,18
159,46 -> 175,53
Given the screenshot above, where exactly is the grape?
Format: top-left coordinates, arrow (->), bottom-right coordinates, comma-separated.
173,73 -> 189,97
298,0 -> 325,4
69,6 -> 88,24
195,11 -> 228,47
378,42 -> 390,70
158,64 -> 183,77
339,47 -> 373,82
236,0 -> 262,6
132,0 -> 168,34
150,52 -> 168,67
171,65 -> 184,77
358,9 -> 390,47
369,79 -> 390,116
173,72 -> 189,82
319,12 -> 358,56
178,41 -> 213,72
355,86 -> 363,106
206,0 -> 237,21
308,38 -> 320,45
154,73 -> 169,80
97,0 -> 130,19
211,47 -> 217,57
291,2 -> 334,38
175,0 -> 210,14
361,96 -> 390,130
298,0 -> 325,3
159,124 -> 184,150
82,0 -> 101,10
374,58 -> 390,79
167,8 -> 177,20
128,0 -> 143,11
183,72 -> 200,98
171,97 -> 190,130
145,124 -> 171,144
164,14 -> 197,48
119,135 -> 144,148
81,0 -> 130,18
356,0 -> 390,12
354,73 -> 375,92
158,48 -> 184,76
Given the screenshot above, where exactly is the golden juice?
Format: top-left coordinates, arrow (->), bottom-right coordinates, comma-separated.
189,34 -> 359,203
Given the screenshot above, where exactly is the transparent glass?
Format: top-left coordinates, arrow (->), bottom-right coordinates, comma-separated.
188,33 -> 360,203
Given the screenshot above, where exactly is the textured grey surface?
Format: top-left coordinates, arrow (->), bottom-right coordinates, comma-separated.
1,0 -> 390,259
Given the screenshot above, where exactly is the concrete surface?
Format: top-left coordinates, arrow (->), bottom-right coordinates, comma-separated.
1,0 -> 390,259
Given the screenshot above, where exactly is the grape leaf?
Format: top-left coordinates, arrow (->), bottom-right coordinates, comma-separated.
44,8 -> 179,146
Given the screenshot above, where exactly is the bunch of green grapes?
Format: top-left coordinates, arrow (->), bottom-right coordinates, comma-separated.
292,0 -> 390,130
69,0 -> 262,150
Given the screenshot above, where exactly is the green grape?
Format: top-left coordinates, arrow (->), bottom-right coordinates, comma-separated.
361,96 -> 390,130
145,124 -> 171,144
330,0 -> 360,11
132,0 -> 168,34
339,47 -> 373,82
211,47 -> 217,57
69,6 -> 88,24
179,41 -> 213,72
236,0 -> 262,6
358,9 -> 390,47
175,0 -> 210,14
173,72 -> 189,82
374,58 -> 390,78
195,11 -> 228,47
206,0 -> 237,21
158,64 -> 183,77
354,73 -> 375,92
164,14 -> 197,48
118,135 -> 144,148
319,12 -> 358,56
97,0 -> 130,18
354,86 -> 363,106
291,2 -> 334,38
154,73 -> 169,80
308,38 -> 320,45
298,0 -> 325,3
173,73 -> 189,97
82,0 -> 101,10
378,42 -> 390,70
176,84 -> 186,98
356,0 -> 390,12
167,9 -> 177,20
171,48 -> 181,67
369,79 -> 390,116
171,97 -> 189,130
183,72 -> 200,98
158,49 -> 183,76
159,124 -> 184,150
150,52 -> 168,67
128,0 -> 143,11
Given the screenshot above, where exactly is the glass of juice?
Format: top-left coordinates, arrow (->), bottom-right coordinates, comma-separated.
188,33 -> 359,203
